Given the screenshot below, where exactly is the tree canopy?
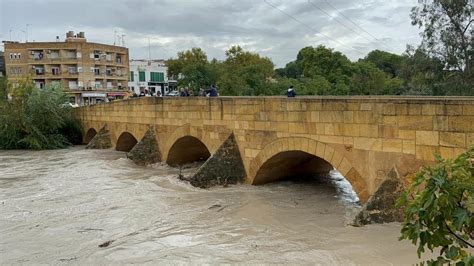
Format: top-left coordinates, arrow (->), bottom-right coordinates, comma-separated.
165,1 -> 472,97
0,78 -> 82,150
410,0 -> 473,94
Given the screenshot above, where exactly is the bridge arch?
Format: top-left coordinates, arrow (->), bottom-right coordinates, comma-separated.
164,125 -> 214,166
116,132 -> 138,152
248,137 -> 369,202
166,136 -> 211,166
84,128 -> 97,144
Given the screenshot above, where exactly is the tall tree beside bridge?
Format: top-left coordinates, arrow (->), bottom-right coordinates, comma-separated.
410,0 -> 473,94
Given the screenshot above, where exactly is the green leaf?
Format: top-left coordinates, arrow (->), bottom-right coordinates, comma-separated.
452,208 -> 469,230
445,246 -> 459,260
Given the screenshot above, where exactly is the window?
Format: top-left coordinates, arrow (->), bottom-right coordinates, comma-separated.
35,81 -> 45,89
130,71 -> 134,81
10,67 -> 22,75
150,72 -> 164,82
92,67 -> 100,75
107,82 -> 113,88
34,66 -> 45,75
69,81 -> 78,89
9,53 -> 13,60
50,50 -> 60,59
33,51 -> 43,60
139,71 -> 145,82
51,67 -> 61,75
68,67 -> 77,74
66,50 -> 77,59
106,68 -> 112,76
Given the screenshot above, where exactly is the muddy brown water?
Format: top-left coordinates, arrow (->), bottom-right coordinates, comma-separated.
0,147 -> 431,264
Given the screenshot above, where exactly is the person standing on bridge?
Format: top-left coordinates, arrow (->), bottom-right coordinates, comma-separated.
207,84 -> 218,97
287,85 -> 296,97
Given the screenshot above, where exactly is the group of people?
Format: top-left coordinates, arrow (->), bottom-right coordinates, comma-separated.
138,89 -> 161,97
132,85 -> 296,98
179,84 -> 219,97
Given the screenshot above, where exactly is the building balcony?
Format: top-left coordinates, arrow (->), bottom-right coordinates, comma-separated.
31,69 -> 45,75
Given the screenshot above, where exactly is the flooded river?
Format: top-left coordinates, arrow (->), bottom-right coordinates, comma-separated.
0,147 -> 429,264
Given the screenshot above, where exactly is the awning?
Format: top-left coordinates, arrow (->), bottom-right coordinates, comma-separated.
107,92 -> 127,97
82,92 -> 107,98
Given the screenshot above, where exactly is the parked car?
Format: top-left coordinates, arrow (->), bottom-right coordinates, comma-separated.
165,90 -> 179,97
61,102 -> 79,108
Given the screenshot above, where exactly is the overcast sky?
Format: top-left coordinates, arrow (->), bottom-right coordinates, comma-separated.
1,0 -> 422,67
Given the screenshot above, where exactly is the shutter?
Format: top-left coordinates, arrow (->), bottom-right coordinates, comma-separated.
90,53 -> 94,59
77,52 -> 82,58
78,67 -> 83,73
139,71 -> 146,82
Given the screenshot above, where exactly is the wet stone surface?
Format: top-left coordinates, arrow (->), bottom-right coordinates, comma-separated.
353,168 -> 405,226
189,133 -> 246,188
85,125 -> 112,149
127,129 -> 161,166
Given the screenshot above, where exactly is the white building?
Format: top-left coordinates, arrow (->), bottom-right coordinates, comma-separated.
128,59 -> 171,96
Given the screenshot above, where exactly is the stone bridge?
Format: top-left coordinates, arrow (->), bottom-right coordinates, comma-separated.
76,96 -> 473,219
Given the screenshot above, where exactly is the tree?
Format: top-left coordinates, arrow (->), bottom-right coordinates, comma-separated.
167,47 -> 209,82
350,61 -> 390,95
0,76 -> 7,100
296,45 -> 353,84
364,50 -> 404,78
397,147 -> 474,265
276,61 -> 301,79
0,79 -> 81,149
399,45 -> 474,96
218,46 -> 274,96
411,0 -> 473,78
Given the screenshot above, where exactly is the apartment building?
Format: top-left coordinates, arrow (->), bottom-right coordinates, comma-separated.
128,59 -> 171,96
4,31 -> 129,105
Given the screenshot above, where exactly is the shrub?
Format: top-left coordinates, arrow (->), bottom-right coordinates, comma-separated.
0,78 -> 82,150
397,146 -> 474,265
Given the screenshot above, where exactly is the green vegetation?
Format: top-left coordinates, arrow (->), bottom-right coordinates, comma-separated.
0,78 -> 83,150
168,1 -> 472,96
397,147 -> 474,265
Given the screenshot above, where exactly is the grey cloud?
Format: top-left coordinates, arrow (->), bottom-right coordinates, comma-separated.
1,0 -> 421,67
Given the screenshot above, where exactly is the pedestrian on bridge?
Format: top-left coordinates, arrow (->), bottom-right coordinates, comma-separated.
207,84 -> 218,97
287,85 -> 296,97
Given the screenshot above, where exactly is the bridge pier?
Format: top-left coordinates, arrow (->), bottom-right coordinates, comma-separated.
85,125 -> 112,149
354,167 -> 405,225
127,128 -> 161,166
189,133 -> 246,188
